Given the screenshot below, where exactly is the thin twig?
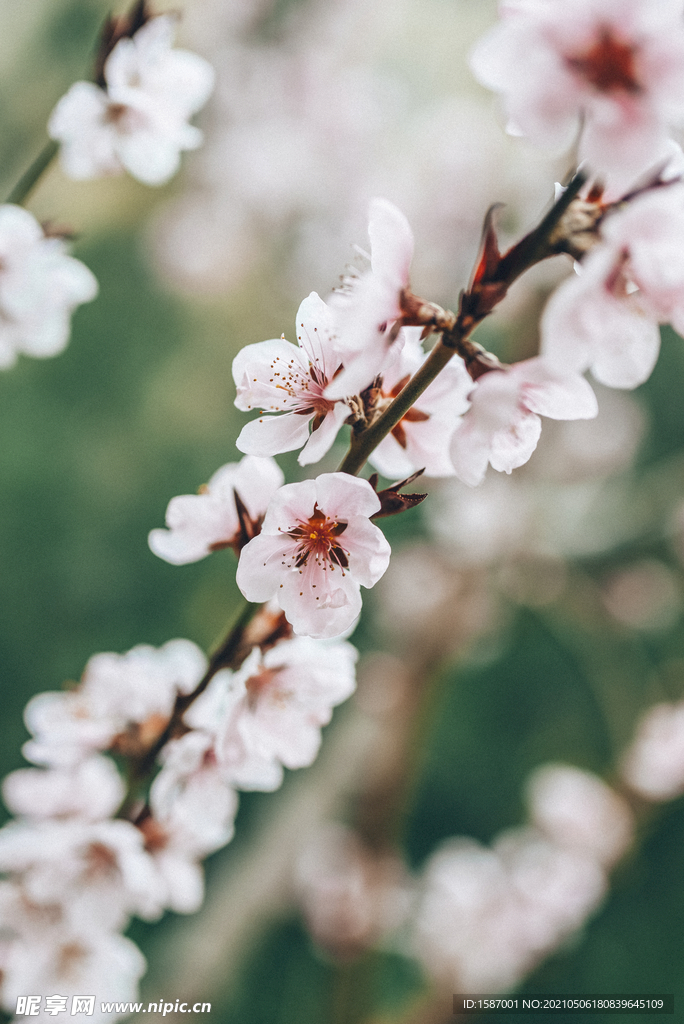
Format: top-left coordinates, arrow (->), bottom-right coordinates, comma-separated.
5,140 -> 59,206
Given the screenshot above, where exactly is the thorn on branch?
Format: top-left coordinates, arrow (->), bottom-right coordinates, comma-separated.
369,469 -> 428,518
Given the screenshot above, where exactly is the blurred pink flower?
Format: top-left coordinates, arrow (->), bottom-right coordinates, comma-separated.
542,186 -> 684,388
471,0 -> 684,188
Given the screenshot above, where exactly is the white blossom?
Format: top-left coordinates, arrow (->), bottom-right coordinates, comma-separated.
2,756 -> 124,822
233,293 -> 349,466
0,819 -> 166,931
236,473 -> 391,639
0,906 -> 145,1023
48,15 -> 215,186
449,358 -> 598,487
471,0 -> 684,188
0,205 -> 97,369
149,455 -> 284,564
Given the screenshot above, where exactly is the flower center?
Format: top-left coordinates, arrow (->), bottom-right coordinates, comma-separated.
566,28 -> 641,95
287,504 -> 349,569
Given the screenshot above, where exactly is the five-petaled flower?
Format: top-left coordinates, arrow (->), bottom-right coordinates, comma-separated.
233,292 -> 350,466
236,473 -> 391,638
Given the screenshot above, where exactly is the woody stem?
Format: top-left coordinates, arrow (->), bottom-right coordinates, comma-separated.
337,327 -> 475,477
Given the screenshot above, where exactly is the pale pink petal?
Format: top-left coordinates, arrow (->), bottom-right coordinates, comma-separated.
517,358 -> 598,419
344,517 -> 392,588
313,473 -> 381,520
298,402 -> 350,466
236,409 -> 312,457
368,198 -> 414,285
489,410 -> 542,474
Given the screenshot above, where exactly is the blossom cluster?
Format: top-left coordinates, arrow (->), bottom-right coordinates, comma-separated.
0,628 -> 357,1014
7,0 -> 684,1011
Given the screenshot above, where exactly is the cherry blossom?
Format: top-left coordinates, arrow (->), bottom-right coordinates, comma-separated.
470,0 -> 684,188
541,185 -> 684,388
185,636 -> 358,790
48,15 -> 215,186
23,639 -> 207,767
149,455 -> 284,564
449,357 -> 598,487
326,198 -> 415,400
150,731 -> 238,856
233,293 -> 349,466
236,473 -> 391,638
0,205 -> 98,368
367,328 -> 472,479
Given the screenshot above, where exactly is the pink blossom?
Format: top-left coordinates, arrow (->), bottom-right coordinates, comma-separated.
23,639 -> 207,767
621,701 -> 684,800
449,357 -> 598,487
471,0 -> 684,188
326,199 -> 415,400
0,205 -> 98,368
368,328 -> 471,479
49,16 -> 215,185
233,293 -> 350,466
542,186 -> 684,388
144,731 -> 238,915
526,764 -> 634,867
149,455 -> 284,564
186,636 -> 358,789
236,473 -> 391,638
